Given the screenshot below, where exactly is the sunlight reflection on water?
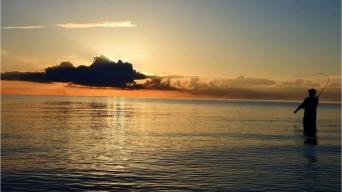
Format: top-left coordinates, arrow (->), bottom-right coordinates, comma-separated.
2,95 -> 341,191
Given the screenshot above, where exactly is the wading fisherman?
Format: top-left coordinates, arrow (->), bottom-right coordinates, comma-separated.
293,89 -> 319,137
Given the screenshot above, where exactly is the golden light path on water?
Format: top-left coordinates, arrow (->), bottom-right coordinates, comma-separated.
2,95 -> 341,191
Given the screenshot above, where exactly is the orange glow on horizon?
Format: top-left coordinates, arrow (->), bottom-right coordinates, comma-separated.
0,80 -> 199,99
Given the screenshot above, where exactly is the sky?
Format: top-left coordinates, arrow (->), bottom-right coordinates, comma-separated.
1,0 -> 341,101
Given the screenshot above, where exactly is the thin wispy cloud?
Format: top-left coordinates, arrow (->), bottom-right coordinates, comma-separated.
57,21 -> 136,29
2,25 -> 45,29
2,21 -> 137,30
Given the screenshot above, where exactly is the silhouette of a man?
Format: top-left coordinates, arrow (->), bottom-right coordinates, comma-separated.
294,89 -> 319,137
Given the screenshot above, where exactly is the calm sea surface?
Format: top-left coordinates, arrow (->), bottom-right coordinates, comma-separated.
2,95 -> 341,191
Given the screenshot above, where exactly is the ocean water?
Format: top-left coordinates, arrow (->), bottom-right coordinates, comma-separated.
1,95 -> 341,192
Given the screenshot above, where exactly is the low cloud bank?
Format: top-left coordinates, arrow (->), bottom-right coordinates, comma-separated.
140,76 -> 340,101
2,55 -> 146,88
167,77 -> 340,101
2,56 -> 340,101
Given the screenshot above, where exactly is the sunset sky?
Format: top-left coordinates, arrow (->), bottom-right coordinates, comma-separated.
1,0 -> 341,101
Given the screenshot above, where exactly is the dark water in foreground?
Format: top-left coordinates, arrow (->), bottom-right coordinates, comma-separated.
2,95 -> 341,191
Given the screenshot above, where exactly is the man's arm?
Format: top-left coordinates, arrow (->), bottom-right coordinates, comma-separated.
294,101 -> 305,114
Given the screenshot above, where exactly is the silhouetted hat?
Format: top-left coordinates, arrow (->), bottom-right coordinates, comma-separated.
308,88 -> 316,95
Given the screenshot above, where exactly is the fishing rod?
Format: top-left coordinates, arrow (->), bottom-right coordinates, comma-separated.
315,73 -> 330,97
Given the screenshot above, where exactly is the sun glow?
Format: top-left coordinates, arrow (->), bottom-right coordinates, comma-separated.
1,81 -> 195,98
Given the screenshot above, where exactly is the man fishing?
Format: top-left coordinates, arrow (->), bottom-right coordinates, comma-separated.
293,88 -> 319,137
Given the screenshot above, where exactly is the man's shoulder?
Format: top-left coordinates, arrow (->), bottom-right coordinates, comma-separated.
306,96 -> 318,103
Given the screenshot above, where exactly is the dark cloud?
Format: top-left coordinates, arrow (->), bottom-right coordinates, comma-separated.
142,77 -> 176,90
1,71 -> 46,82
1,56 -> 340,101
2,55 -> 147,88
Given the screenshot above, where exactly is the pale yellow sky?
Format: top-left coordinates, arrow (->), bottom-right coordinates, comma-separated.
1,0 -> 340,80
1,0 -> 341,101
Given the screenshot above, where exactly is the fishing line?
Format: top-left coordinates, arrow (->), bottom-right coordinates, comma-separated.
314,73 -> 330,97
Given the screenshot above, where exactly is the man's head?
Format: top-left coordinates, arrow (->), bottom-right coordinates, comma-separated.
308,88 -> 316,97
